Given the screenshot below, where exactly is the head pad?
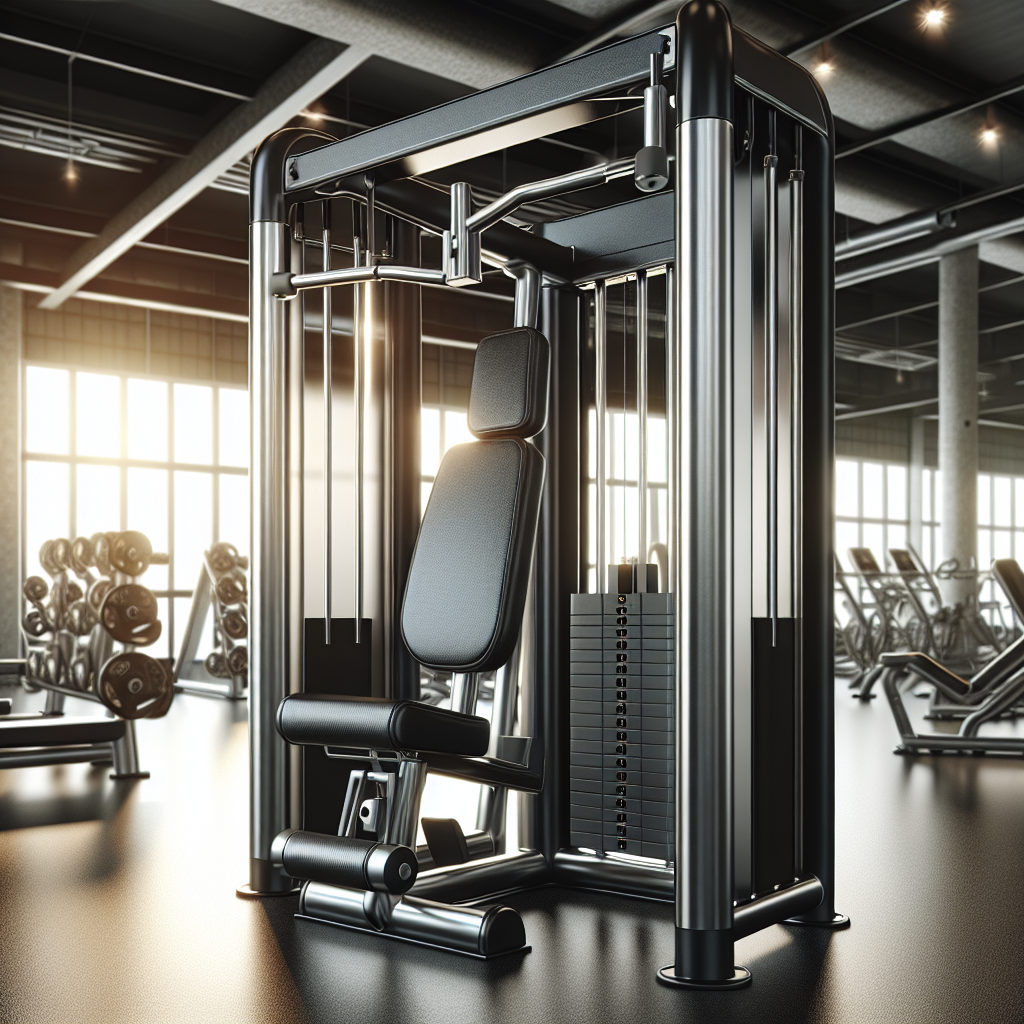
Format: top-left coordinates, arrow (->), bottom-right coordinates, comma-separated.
468,328 -> 549,439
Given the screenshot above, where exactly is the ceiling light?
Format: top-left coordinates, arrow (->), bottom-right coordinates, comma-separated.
815,61 -> 833,76
63,159 -> 78,184
980,127 -> 998,146
302,109 -> 322,121
923,8 -> 945,26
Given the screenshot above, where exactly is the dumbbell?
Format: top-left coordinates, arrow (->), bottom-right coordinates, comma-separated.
91,533 -> 113,576
67,600 -> 98,637
226,645 -> 248,678
205,651 -> 231,678
109,530 -> 169,577
221,609 -> 248,640
22,577 -> 53,637
69,536 -> 96,576
39,539 -> 68,578
215,570 -> 247,606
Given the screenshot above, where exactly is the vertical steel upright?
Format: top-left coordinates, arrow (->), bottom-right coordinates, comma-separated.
661,0 -> 748,988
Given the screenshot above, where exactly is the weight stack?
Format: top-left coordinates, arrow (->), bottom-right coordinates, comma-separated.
568,592 -> 674,860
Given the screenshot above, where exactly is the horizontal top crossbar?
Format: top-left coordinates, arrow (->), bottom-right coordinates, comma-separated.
286,25 -> 828,193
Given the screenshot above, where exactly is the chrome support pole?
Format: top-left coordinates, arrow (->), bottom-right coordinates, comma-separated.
637,269 -> 649,591
666,265 -> 677,597
765,152 -> 779,647
248,218 -> 294,892
322,201 -> 333,644
595,280 -> 608,594
505,261 -> 541,329
672,114 -> 736,975
110,719 -> 142,777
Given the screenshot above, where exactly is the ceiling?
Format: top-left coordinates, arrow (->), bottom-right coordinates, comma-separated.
0,0 -> 1021,428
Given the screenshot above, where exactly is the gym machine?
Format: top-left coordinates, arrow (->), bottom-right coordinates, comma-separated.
173,542 -> 249,699
1,531 -> 174,777
245,0 -> 842,987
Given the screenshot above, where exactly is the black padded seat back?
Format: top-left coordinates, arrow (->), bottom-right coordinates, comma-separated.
468,328 -> 549,439
402,329 -> 549,673
403,437 -> 544,671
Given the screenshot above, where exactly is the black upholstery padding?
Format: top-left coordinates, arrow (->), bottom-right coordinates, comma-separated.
0,716 -> 126,747
468,328 -> 549,439
277,694 -> 490,756
402,437 -> 544,671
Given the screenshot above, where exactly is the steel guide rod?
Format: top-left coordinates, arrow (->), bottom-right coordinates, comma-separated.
353,214 -> 364,644
637,269 -> 649,588
594,279 -> 608,594
765,122 -> 780,647
323,201 -> 333,644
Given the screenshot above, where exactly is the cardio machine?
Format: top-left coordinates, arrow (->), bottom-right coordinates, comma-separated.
244,0 -> 842,989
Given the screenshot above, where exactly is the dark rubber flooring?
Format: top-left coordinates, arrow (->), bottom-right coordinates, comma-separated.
1,678 -> 1021,1024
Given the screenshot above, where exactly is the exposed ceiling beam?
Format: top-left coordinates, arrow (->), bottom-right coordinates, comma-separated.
836,397 -> 937,420
837,72 -> 1024,159
781,0 -> 911,58
39,40 -> 369,311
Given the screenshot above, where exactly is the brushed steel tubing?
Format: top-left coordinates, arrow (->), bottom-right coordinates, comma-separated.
673,116 -> 734,933
249,219 -> 292,890
291,264 -> 445,291
637,269 -> 649,590
765,153 -> 779,647
322,201 -> 332,644
595,279 -> 608,594
506,261 -> 541,329
666,265 -> 677,596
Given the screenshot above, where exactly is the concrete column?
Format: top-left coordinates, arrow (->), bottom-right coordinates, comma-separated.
938,245 -> 978,607
0,286 -> 21,658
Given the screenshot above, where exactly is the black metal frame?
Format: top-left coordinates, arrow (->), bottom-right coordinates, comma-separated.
247,0 -> 839,986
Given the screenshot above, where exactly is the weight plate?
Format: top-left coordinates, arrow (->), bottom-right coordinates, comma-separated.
97,651 -> 172,720
100,584 -> 161,646
87,578 -> 113,614
215,571 -> 247,606
65,580 -> 84,604
70,536 -> 95,574
91,533 -> 112,576
23,609 -> 50,638
51,538 -> 71,572
39,540 -> 59,577
109,530 -> 153,577
208,542 -> 240,575
205,650 -> 230,678
24,576 -> 48,602
221,609 -> 247,639
226,645 -> 248,677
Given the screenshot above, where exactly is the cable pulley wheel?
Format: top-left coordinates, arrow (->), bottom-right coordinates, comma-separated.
100,583 -> 162,646
97,651 -> 173,719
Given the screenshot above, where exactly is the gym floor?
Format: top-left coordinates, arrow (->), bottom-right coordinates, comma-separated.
1,682 -> 1021,1024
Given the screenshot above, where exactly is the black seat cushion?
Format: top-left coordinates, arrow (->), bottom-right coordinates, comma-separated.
277,694 -> 490,756
468,328 -> 549,439
0,716 -> 126,748
402,437 -> 544,672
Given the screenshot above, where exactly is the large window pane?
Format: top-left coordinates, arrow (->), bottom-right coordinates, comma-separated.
886,465 -> 906,522
1016,480 -> 1024,528
922,469 -> 933,523
174,471 -> 212,586
835,520 -> 860,572
862,463 -> 883,520
993,476 -> 1012,528
421,408 -> 440,478
26,367 -> 69,454
978,475 -> 991,526
648,417 -> 667,484
25,461 -> 70,579
443,409 -> 472,452
174,384 -> 213,464
76,464 -> 120,538
77,373 -> 120,457
128,379 -> 168,460
128,468 -> 169,592
152,597 -> 171,660
218,388 -> 248,467
835,460 -> 858,518
174,595 -> 214,661
219,473 -> 248,554
862,524 -> 884,564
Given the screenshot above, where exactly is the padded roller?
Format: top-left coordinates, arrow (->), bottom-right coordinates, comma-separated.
277,831 -> 418,894
277,694 -> 490,756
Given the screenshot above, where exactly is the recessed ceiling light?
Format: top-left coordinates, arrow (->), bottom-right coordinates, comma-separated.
815,61 -> 833,76
63,159 -> 78,184
980,127 -> 998,145
924,8 -> 945,26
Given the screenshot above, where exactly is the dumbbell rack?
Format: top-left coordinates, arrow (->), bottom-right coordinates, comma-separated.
173,544 -> 249,699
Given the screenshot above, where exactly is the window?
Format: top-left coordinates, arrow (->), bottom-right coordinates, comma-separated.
22,365 -> 248,661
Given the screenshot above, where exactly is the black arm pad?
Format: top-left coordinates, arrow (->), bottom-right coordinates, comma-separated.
276,694 -> 490,756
